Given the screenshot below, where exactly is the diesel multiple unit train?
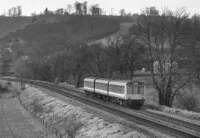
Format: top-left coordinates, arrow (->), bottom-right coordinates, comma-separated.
83,77 -> 146,108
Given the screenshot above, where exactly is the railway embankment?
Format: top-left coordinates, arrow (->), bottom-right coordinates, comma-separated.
15,83 -> 148,138
0,80 -> 50,138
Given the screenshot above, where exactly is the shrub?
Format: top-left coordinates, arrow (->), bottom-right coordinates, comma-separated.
45,105 -> 54,113
176,85 -> 199,111
20,78 -> 26,90
0,82 -> 8,93
31,99 -> 44,114
63,115 -> 83,138
6,81 -> 12,86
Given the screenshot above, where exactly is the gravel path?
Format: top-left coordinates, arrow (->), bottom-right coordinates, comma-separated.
0,97 -> 47,138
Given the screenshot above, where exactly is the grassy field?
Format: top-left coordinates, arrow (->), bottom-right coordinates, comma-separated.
0,16 -> 32,38
0,15 -> 74,39
88,21 -> 136,45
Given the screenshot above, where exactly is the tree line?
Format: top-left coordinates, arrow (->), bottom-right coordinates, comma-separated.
2,1 -> 134,17
43,1 -> 104,16
13,34 -> 146,87
8,6 -> 22,17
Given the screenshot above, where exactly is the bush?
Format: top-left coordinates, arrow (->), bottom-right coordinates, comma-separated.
0,82 -> 9,93
31,99 -> 44,114
176,85 -> 199,111
63,115 -> 83,138
20,78 -> 27,90
6,81 -> 12,86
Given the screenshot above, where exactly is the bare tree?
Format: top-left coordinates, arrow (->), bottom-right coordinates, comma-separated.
142,6 -> 159,16
75,1 -> 82,15
121,35 -> 146,78
83,1 -> 88,15
17,6 -> 22,16
44,7 -> 49,15
13,7 -> 17,17
67,4 -> 72,14
119,9 -> 126,16
90,4 -> 101,16
89,44 -> 110,77
8,7 -> 18,17
176,83 -> 199,111
8,9 -> 12,16
55,8 -> 64,15
130,7 -> 191,107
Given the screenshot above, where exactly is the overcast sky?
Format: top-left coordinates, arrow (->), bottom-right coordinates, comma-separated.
1,0 -> 200,16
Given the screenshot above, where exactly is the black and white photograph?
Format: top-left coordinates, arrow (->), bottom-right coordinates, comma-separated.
0,0 -> 200,137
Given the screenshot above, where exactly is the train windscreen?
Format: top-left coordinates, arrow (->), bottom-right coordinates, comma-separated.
127,83 -> 144,94
138,84 -> 144,94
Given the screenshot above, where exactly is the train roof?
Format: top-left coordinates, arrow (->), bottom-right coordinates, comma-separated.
84,77 -> 96,82
95,78 -> 110,83
109,79 -> 145,85
84,77 -> 95,80
84,77 -> 145,84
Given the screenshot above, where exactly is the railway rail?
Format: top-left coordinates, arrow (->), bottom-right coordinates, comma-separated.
3,77 -> 200,138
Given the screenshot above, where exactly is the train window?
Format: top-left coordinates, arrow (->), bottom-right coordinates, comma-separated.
138,85 -> 144,94
127,83 -> 144,94
109,85 -> 124,94
84,81 -> 94,88
95,82 -> 107,91
133,85 -> 138,94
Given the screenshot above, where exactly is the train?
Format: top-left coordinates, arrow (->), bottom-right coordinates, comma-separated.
83,77 -> 146,109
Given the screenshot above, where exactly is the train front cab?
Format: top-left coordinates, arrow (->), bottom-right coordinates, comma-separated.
126,81 -> 145,108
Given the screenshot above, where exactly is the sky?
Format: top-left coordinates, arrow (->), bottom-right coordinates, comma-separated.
1,0 -> 200,16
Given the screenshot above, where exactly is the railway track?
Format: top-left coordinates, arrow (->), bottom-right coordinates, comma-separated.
141,110 -> 200,132
3,77 -> 200,138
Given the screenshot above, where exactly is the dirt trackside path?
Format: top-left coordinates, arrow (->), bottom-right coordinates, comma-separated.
0,98 -> 47,138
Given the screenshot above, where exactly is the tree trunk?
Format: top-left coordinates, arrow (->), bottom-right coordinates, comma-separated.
130,69 -> 134,79
158,87 -> 173,107
76,72 -> 82,88
158,90 -> 164,105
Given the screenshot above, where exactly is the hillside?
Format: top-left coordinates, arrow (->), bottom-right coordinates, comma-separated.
88,21 -> 136,46
0,16 -> 31,38
0,15 -> 74,39
0,15 -> 120,55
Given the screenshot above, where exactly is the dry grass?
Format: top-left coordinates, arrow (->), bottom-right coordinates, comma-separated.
173,84 -> 200,112
0,80 -> 12,93
119,22 -> 136,35
62,115 -> 83,138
